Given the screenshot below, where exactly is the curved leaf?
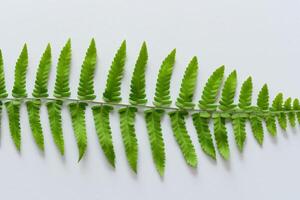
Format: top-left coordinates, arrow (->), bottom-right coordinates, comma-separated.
219,70 -> 237,111
0,50 -> 8,98
69,103 -> 88,161
32,44 -> 52,97
26,100 -> 44,151
232,116 -> 246,152
293,98 -> 300,124
77,39 -> 97,100
92,105 -> 115,167
103,41 -> 126,103
272,93 -> 287,130
199,66 -> 224,111
54,39 -> 71,98
169,111 -> 197,167
153,49 -> 176,107
192,113 -> 216,159
213,116 -> 229,160
129,42 -> 148,105
176,56 -> 198,109
5,101 -> 21,151
144,109 -> 165,176
12,44 -> 28,98
119,107 -> 138,172
257,84 -> 269,111
250,116 -> 264,145
238,77 -> 252,110
284,97 -> 296,127
47,101 -> 64,155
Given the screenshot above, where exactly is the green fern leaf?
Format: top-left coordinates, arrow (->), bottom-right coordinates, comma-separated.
69,39 -> 98,161
92,105 -> 116,167
293,98 -> 300,124
213,115 -> 230,160
103,41 -> 126,103
284,97 -> 296,127
119,107 -> 138,172
47,101 -> 64,155
27,44 -> 52,151
238,77 -> 252,110
272,93 -> 287,130
169,111 -> 197,167
257,84 -> 269,110
219,70 -> 237,111
232,77 -> 253,151
69,103 -> 88,161
26,101 -> 44,151
0,50 -> 8,98
192,113 -> 216,159
250,116 -> 264,145
32,44 -> 52,97
54,39 -> 71,98
232,115 -> 246,152
129,42 -> 148,105
199,66 -> 224,111
12,44 -> 28,98
212,71 -> 236,159
265,115 -> 277,136
5,101 -> 21,151
175,56 -> 198,109
77,39 -> 97,100
145,109 -> 165,176
250,84 -> 269,144
153,49 -> 176,107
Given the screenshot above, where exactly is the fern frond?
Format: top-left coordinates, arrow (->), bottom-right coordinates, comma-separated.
169,111 -> 197,167
119,107 -> 138,172
145,109 -> 165,176
153,49 -> 176,107
219,70 -> 237,111
199,66 -> 224,111
47,101 -> 64,155
213,115 -> 230,160
176,56 -> 198,109
69,103 -> 88,161
192,113 -> 216,159
12,44 -> 28,98
5,101 -> 21,151
0,50 -> 8,98
284,97 -> 296,127
272,93 -> 287,130
26,101 -> 44,151
129,42 -> 148,105
54,39 -> 71,98
32,44 -> 52,97
103,41 -> 126,103
77,39 -> 97,100
92,105 -> 115,167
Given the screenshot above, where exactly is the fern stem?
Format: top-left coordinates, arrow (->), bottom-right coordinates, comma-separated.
1,97 -> 299,115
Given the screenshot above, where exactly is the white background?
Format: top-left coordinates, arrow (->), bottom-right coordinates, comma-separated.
0,0 -> 299,199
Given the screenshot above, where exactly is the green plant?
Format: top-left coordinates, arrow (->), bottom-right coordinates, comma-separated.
0,39 -> 298,176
